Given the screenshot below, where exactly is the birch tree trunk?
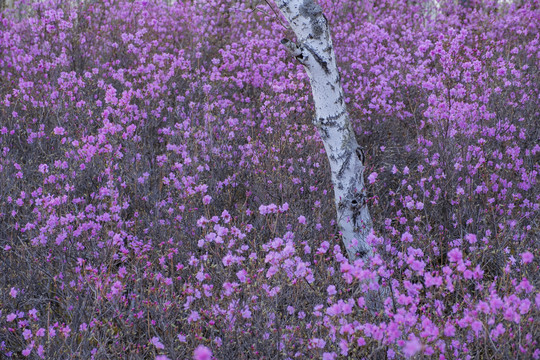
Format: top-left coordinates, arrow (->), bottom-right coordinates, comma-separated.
273,0 -> 373,262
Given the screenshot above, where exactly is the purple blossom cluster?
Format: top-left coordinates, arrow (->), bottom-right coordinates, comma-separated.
0,0 -> 538,359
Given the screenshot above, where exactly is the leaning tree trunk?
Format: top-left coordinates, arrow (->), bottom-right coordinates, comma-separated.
273,0 -> 373,262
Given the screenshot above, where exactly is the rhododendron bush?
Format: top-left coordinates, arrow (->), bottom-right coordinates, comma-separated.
0,0 -> 538,358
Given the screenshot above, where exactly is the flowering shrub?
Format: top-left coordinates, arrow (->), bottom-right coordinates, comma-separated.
0,0 -> 538,359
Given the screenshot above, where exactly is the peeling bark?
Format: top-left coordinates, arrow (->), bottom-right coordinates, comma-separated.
273,0 -> 373,262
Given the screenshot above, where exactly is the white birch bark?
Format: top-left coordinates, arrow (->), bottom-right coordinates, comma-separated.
272,0 -> 373,262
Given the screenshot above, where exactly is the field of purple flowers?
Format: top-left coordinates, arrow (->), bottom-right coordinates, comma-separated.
0,0 -> 539,358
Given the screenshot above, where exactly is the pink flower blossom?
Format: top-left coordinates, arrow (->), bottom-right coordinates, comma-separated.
22,329 -> 32,340
327,285 -> 337,296
110,281 -> 123,296
150,337 -> 165,349
202,195 -> 212,205
241,306 -> 252,319
471,320 -> 483,335
36,345 -> 44,359
53,127 -> 65,135
9,287 -> 18,298
188,311 -> 200,323
234,269 -> 247,283
448,248 -> 462,263
444,323 -> 456,337
465,233 -> 477,244
310,337 -> 326,349
322,352 -> 336,360
38,164 -> 49,174
193,345 -> 212,360
403,338 -> 422,358
521,251 -> 533,264
401,232 -> 413,243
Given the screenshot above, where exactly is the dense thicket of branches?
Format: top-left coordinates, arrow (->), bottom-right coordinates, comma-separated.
0,0 -> 538,359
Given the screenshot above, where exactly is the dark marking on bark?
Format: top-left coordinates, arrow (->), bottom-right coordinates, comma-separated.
320,110 -> 345,126
351,192 -> 366,209
299,0 -> 324,38
319,126 -> 329,139
337,151 -> 352,177
299,0 -> 323,16
281,38 -> 308,65
319,118 -> 337,127
350,190 -> 367,230
278,0 -> 290,10
352,213 -> 359,230
335,149 -> 350,160
356,145 -> 365,165
302,43 -> 329,74
322,13 -> 329,27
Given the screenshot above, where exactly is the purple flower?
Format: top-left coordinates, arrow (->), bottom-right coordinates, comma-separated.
150,337 -> 165,350
465,233 -> 477,244
327,285 -> 337,296
241,306 -> 252,319
401,232 -> 413,243
38,164 -> 49,174
310,337 -> 326,349
193,345 -> 212,360
9,287 -> 18,298
53,127 -> 65,135
22,329 -> 32,340
322,353 -> 336,360
403,338 -> 422,358
188,311 -> 200,323
521,251 -> 533,264
448,248 -> 462,263
236,269 -> 247,283
471,320 -> 483,335
110,281 -> 123,296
